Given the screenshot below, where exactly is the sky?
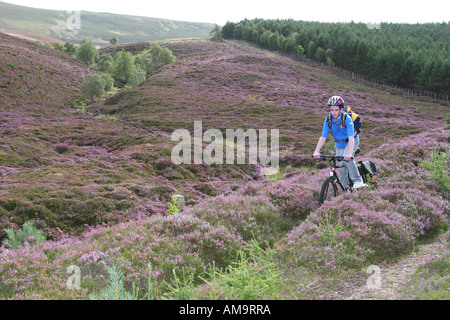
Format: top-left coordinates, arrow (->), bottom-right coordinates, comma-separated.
2,0 -> 449,25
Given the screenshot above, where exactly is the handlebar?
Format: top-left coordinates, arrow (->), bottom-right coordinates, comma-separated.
313,155 -> 354,161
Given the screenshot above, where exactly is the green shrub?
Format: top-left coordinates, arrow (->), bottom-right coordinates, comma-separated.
165,267 -> 195,300
89,266 -> 138,300
101,73 -> 114,91
76,39 -> 99,64
80,74 -> 106,103
420,149 -> 449,198
195,240 -> 281,300
167,195 -> 183,215
2,220 -> 46,249
95,54 -> 113,72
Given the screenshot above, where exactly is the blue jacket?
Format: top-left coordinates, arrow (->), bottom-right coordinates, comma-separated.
321,113 -> 359,148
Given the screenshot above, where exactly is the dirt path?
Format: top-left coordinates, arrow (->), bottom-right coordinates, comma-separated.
344,230 -> 449,300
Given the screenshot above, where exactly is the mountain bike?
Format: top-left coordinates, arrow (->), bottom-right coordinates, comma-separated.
316,151 -> 378,205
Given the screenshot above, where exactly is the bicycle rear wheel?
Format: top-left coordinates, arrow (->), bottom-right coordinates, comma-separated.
319,176 -> 338,205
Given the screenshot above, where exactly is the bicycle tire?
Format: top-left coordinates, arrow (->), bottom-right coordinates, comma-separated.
319,176 -> 338,205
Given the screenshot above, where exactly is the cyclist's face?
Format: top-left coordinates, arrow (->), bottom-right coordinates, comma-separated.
330,106 -> 341,119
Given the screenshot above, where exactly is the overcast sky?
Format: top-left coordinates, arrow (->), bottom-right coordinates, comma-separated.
3,0 -> 449,25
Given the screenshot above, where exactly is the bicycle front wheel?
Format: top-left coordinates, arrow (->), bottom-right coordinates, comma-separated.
319,176 -> 338,205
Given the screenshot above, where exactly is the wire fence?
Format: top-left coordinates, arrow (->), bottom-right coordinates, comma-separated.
328,64 -> 450,102
288,52 -> 449,103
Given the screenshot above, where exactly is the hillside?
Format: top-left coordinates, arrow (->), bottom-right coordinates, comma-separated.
95,40 -> 448,156
0,33 -> 449,301
0,1 -> 214,46
223,19 -> 450,96
0,33 -> 265,241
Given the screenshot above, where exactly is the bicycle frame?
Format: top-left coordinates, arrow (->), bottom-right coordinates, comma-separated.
316,155 -> 356,205
320,155 -> 350,191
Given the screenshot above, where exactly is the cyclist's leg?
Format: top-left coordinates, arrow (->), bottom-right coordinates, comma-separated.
335,146 -> 349,188
348,139 -> 364,186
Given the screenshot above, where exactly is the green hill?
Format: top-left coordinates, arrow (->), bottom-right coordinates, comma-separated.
0,1 -> 214,46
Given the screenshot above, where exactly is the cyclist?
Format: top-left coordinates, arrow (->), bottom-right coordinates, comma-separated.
313,96 -> 366,189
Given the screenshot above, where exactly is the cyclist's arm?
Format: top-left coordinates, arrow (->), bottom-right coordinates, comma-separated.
314,119 -> 329,158
344,136 -> 355,160
313,137 -> 327,158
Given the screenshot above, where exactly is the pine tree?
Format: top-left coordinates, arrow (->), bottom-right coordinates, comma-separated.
2,221 -> 46,249
210,24 -> 224,42
268,32 -> 279,50
89,267 -> 138,300
307,41 -> 316,59
112,50 -> 134,83
95,54 -> 113,73
325,48 -> 333,65
222,21 -> 236,39
315,47 -> 326,62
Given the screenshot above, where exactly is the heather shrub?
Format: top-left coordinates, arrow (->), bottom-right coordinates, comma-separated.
275,214 -> 368,275
0,213 -> 244,299
237,180 -> 269,196
95,214 -> 241,290
276,197 -> 417,274
263,181 -> 319,220
366,129 -> 448,173
146,213 -> 243,270
185,194 -> 296,247
0,244 -> 81,299
375,188 -> 448,237
54,143 -> 70,154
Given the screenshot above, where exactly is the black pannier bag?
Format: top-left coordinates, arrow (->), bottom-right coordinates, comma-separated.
357,161 -> 378,183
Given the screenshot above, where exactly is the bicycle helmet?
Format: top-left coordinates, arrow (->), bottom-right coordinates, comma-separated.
327,96 -> 344,107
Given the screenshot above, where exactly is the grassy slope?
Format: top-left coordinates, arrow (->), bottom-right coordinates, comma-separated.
0,32 -> 263,242
95,39 -> 449,156
0,33 -> 448,300
0,1 -> 214,46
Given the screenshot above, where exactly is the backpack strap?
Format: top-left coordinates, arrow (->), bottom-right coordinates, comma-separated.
327,112 -> 350,143
341,112 -> 348,128
327,113 -> 332,130
327,112 -> 347,129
